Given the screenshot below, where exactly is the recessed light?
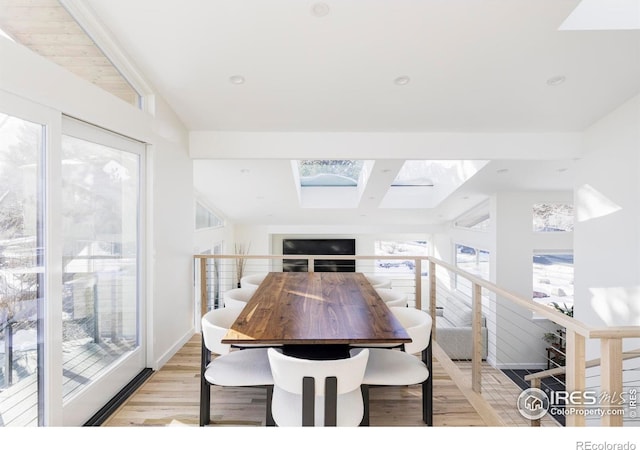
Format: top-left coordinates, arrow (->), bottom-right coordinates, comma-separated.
462,196 -> 469,200
496,168 -> 509,174
240,168 -> 250,174
311,2 -> 330,17
394,76 -> 411,86
381,169 -> 391,173
546,75 -> 566,86
557,168 -> 568,173
229,75 -> 245,85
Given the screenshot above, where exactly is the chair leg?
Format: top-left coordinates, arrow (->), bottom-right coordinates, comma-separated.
200,380 -> 211,426
324,377 -> 337,427
200,337 -> 211,426
359,384 -> 370,426
302,377 -> 315,426
422,339 -> 433,426
422,378 -> 433,426
265,385 -> 275,426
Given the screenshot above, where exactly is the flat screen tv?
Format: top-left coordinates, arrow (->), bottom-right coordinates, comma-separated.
283,238 -> 356,272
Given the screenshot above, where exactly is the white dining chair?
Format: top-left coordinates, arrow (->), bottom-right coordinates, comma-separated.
365,275 -> 392,289
200,306 -> 275,426
267,347 -> 369,427
240,273 -> 268,289
223,287 -> 256,309
375,287 -> 408,308
351,306 -> 433,426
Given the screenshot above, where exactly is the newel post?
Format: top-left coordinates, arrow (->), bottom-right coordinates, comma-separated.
600,337 -> 624,426
565,330 -> 586,426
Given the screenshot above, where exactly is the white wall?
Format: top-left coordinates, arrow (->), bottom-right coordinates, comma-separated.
0,38 -> 195,370
574,95 -> 640,329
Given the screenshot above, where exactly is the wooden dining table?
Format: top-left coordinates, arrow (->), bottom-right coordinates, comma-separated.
222,271 -> 411,359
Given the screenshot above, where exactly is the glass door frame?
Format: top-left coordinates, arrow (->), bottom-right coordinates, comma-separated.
0,90 -> 148,426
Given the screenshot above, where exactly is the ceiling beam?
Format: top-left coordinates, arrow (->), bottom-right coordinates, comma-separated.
190,131 -> 583,160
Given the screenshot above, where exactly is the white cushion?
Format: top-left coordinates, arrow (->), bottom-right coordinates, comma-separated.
204,348 -> 273,386
442,296 -> 473,327
353,348 -> 429,386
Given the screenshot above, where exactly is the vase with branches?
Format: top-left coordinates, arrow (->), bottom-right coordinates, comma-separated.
234,242 -> 251,288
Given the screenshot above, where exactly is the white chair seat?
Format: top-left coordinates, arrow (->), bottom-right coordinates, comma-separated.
375,288 -> 407,308
240,273 -> 268,289
223,287 -> 256,309
205,348 -> 274,386
365,275 -> 392,289
354,347 -> 429,386
271,387 -> 364,427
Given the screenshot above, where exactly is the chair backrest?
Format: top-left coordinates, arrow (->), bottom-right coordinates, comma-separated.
375,288 -> 408,308
389,306 -> 432,355
223,287 -> 256,308
201,306 -> 244,355
365,275 -> 392,289
268,348 -> 369,396
240,273 -> 267,289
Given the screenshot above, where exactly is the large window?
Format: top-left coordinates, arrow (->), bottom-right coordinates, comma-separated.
533,203 -> 574,232
60,124 -> 143,402
0,102 -> 146,426
533,253 -> 574,311
455,244 -> 490,296
375,240 -> 428,274
0,112 -> 45,426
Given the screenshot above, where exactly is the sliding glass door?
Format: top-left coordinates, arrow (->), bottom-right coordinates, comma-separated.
0,92 -> 146,426
60,118 -> 145,425
0,108 -> 46,426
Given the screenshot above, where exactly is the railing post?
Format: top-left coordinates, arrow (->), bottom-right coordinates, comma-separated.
429,260 -> 436,342
530,377 -> 542,427
471,282 -> 482,393
600,337 -> 624,426
565,330 -> 586,426
414,258 -> 422,310
308,257 -> 314,273
200,257 -> 208,317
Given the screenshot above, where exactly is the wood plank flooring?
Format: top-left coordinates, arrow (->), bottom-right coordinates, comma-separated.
102,334 -> 539,427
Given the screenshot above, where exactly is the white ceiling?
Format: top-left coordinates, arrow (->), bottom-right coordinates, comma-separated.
80,0 -> 640,228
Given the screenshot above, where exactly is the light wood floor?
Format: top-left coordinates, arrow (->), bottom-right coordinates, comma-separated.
102,334 -> 556,427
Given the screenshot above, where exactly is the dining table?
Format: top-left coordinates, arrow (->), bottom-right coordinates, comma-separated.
221,271 -> 411,359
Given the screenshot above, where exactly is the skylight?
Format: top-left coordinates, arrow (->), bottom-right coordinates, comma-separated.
297,160 -> 364,187
391,160 -> 436,186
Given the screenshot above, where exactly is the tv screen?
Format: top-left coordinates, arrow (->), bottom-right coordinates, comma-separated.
283,239 -> 356,272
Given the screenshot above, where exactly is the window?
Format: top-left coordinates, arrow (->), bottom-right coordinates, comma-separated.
375,240 -> 428,274
454,201 -> 490,231
455,244 -> 490,296
297,160 -> 364,187
61,119 -> 144,403
533,253 -> 574,310
0,112 -> 45,426
533,203 -> 574,232
196,202 -> 224,229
